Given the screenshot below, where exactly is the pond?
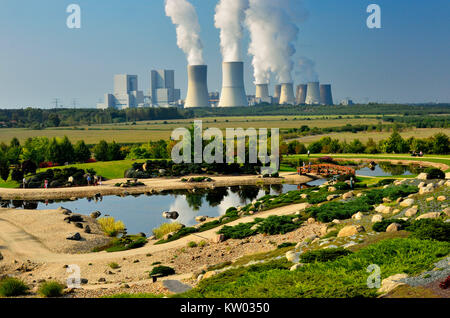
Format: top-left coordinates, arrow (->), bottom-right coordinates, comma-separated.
355,162 -> 425,177
2,183 -> 318,236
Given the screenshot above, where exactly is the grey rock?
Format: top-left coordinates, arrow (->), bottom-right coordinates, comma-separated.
163,280 -> 192,293
84,225 -> 91,234
66,233 -> 81,241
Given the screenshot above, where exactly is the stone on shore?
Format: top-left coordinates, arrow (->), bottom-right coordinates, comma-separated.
90,211 -> 101,219
417,173 -> 429,180
378,274 -> 408,294
371,215 -> 383,223
338,225 -> 365,238
405,206 -> 418,217
400,198 -> 414,207
66,233 -> 82,241
386,223 -> 401,232
416,212 -> 441,220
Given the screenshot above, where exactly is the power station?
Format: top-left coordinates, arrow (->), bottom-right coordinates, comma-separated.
305,82 -> 321,105
185,65 -> 210,108
255,84 -> 271,104
279,83 -> 295,105
320,84 -> 333,106
296,84 -> 307,105
218,62 -> 248,107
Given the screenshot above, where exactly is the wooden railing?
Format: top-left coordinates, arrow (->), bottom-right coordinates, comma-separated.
298,164 -> 355,177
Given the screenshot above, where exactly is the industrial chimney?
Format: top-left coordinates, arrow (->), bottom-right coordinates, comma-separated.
305,82 -> 320,105
185,65 -> 210,108
320,84 -> 333,105
255,84 -> 271,103
296,84 -> 307,105
218,62 -> 248,107
279,83 -> 295,105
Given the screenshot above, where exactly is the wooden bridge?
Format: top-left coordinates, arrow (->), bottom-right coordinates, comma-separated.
298,164 -> 355,177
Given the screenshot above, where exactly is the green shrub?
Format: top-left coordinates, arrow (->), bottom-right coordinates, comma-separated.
277,242 -> 296,249
149,266 -> 175,277
187,241 -> 198,248
219,223 -> 257,240
109,262 -> 120,269
406,219 -> 450,242
334,182 -> 350,190
257,215 -> 301,235
98,217 -> 126,237
300,248 -> 353,263
104,236 -> 147,253
424,168 -> 445,179
372,219 -> 411,232
152,222 -> 184,239
0,277 -> 29,297
38,281 -> 65,298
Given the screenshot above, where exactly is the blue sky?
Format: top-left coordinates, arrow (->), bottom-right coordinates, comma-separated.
0,0 -> 449,108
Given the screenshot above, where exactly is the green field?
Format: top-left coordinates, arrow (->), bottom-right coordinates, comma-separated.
0,116 -> 385,144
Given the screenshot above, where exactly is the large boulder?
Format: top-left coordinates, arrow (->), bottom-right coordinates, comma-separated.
437,196 -> 446,202
443,207 -> 450,217
400,198 -> 415,208
352,212 -> 364,220
386,223 -> 401,232
338,225 -> 365,238
378,274 -> 408,295
64,214 -> 84,223
66,233 -> 82,241
405,206 -> 418,217
162,211 -> 179,220
417,173 -> 429,180
416,212 -> 441,220
371,214 -> 383,223
342,191 -> 354,200
375,204 -> 393,214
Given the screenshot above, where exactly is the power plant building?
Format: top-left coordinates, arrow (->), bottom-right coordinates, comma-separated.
151,70 -> 181,107
97,74 -> 145,109
184,65 -> 210,108
305,82 -> 321,105
320,84 -> 333,105
255,84 -> 272,104
296,84 -> 307,105
218,62 -> 248,107
279,83 -> 295,105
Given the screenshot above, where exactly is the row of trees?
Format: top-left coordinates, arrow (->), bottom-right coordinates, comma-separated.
282,132 -> 449,155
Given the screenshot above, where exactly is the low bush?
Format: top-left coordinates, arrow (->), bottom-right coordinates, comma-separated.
372,219 -> 411,232
406,219 -> 450,242
187,241 -> 198,248
257,215 -> 301,235
152,222 -> 184,240
149,266 -> 175,277
277,242 -> 296,249
95,235 -> 147,253
0,277 -> 29,297
38,281 -> 65,297
98,217 -> 126,237
109,262 -> 120,269
218,223 -> 257,240
300,248 -> 353,263
424,168 -> 445,179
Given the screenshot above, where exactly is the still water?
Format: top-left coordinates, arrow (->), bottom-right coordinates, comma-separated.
8,183 -> 319,235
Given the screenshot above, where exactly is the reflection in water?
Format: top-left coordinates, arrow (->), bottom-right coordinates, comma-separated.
356,163 -> 425,177
7,184 -> 302,235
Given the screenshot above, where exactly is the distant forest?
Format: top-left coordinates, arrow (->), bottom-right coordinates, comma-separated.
0,104 -> 449,129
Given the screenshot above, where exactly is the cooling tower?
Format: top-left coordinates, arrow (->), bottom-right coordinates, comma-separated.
320,84 -> 333,105
273,85 -> 281,103
185,65 -> 210,108
218,62 -> 248,107
296,84 -> 307,105
305,82 -> 320,105
279,83 -> 295,105
255,84 -> 271,103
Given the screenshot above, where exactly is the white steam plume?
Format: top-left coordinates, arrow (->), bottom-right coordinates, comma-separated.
245,0 -> 307,84
165,0 -> 204,65
214,0 -> 249,62
296,56 -> 319,82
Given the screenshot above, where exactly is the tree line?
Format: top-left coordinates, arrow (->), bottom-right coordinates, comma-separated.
0,104 -> 449,129
282,131 -> 449,156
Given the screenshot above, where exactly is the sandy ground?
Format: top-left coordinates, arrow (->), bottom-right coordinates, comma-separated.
0,172 -> 312,201
0,202 -> 322,297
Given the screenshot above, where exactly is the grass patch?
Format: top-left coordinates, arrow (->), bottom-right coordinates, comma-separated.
178,238 -> 450,298
152,222 -> 185,240
98,217 -> 126,237
0,277 -> 29,297
38,281 -> 65,298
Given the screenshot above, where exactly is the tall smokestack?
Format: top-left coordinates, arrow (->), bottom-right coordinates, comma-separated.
255,84 -> 270,103
305,82 -> 320,105
296,84 -> 307,105
279,83 -> 295,105
185,65 -> 209,108
320,84 -> 333,105
218,62 -> 248,107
